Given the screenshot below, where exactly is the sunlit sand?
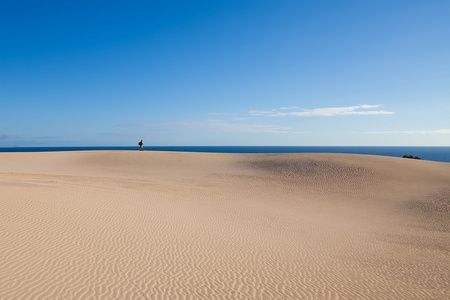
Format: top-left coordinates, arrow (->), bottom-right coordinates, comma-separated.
1,151 -> 449,299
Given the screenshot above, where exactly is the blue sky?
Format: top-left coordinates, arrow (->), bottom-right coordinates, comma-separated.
1,0 -> 449,146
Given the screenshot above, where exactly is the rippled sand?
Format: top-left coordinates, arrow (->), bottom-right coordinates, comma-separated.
1,151 -> 449,299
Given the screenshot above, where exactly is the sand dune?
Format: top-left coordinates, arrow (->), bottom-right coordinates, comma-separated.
0,151 -> 449,299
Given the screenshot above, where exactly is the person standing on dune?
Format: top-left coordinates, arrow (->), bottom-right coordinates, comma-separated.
138,140 -> 143,151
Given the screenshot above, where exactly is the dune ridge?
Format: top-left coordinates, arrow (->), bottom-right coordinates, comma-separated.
1,151 -> 449,299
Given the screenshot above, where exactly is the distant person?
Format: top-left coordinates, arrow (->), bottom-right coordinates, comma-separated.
138,140 -> 143,151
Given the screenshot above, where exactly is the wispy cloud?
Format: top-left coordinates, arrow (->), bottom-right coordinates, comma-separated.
119,120 -> 290,134
367,129 -> 450,135
250,104 -> 394,117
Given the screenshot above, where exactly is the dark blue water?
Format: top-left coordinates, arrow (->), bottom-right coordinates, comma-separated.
1,146 -> 449,163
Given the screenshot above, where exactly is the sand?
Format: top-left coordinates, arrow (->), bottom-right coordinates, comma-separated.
0,151 -> 449,299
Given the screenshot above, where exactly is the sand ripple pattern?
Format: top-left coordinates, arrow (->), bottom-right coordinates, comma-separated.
0,151 -> 449,299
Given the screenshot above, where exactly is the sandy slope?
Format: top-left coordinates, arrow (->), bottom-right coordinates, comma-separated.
0,151 -> 449,299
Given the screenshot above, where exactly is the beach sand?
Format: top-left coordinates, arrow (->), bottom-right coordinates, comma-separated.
0,151 -> 449,299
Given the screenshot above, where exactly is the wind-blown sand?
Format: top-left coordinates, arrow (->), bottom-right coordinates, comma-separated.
0,151 -> 449,299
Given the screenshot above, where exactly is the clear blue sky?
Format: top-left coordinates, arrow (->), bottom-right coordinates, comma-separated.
1,0 -> 449,146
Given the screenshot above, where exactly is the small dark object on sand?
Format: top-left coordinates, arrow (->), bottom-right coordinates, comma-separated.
402,155 -> 421,160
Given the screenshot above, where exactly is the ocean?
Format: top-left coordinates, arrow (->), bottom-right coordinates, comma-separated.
1,146 -> 449,163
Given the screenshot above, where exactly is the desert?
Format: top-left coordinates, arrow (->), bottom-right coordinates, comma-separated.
0,151 -> 449,299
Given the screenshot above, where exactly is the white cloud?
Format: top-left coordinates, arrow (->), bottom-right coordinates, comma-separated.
367,129 -> 450,135
250,104 -> 394,117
